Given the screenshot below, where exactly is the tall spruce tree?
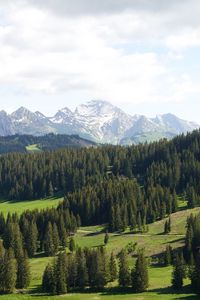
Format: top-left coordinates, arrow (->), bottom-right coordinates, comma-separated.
172,254 -> 185,290
76,248 -> 88,289
54,252 -> 67,294
191,254 -> 200,294
2,248 -> 17,293
16,251 -> 31,289
118,249 -> 130,287
44,222 -> 55,256
42,263 -> 56,294
132,250 -> 149,293
109,251 -> 118,281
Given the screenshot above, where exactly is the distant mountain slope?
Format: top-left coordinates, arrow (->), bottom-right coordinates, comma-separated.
0,100 -> 199,144
0,134 -> 96,154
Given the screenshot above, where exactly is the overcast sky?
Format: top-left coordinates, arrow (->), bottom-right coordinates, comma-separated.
0,0 -> 200,121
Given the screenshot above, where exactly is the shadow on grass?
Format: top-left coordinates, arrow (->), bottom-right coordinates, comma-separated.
23,285 -> 200,299
163,238 -> 185,244
149,285 -> 199,299
85,228 -> 106,237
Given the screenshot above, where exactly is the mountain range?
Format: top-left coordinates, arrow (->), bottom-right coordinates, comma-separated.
0,100 -> 199,144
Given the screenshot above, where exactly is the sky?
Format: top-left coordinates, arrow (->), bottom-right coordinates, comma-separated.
0,0 -> 200,122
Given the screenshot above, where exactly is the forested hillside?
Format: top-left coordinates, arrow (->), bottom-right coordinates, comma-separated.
0,130 -> 200,229
1,130 -> 200,297
0,133 -> 96,154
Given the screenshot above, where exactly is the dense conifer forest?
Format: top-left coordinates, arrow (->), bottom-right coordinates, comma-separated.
1,130 -> 200,296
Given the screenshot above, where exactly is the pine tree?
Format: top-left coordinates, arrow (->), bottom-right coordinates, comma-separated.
54,252 -> 67,294
191,254 -> 200,294
44,222 -> 55,256
42,263 -> 56,294
132,250 -> 149,293
109,252 -> 117,281
104,232 -> 109,245
26,220 -> 38,257
16,251 -> 31,289
58,216 -> 67,248
69,237 -> 76,252
118,249 -> 130,287
52,223 -> 60,254
2,248 -> 17,293
172,254 -> 185,290
76,248 -> 88,289
0,241 -> 5,293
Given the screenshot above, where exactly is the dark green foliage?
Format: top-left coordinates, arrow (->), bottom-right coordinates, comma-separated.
16,251 -> 31,289
1,248 -> 17,293
118,249 -> 130,287
69,237 -> 76,252
42,263 -> 56,294
109,252 -> 118,282
42,247 -> 110,294
104,232 -> 109,245
0,133 -> 96,154
2,130 -> 200,235
164,217 -> 171,234
54,252 -> 67,295
44,222 -> 55,256
132,250 -> 149,293
191,254 -> 200,294
76,248 -> 88,289
26,220 -> 38,257
172,253 -> 185,290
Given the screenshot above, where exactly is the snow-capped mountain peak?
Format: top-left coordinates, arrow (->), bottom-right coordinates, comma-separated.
0,100 -> 199,144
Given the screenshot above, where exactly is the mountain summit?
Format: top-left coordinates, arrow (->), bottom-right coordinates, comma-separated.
0,100 -> 199,144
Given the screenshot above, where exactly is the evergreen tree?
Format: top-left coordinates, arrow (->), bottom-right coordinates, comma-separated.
109,252 -> 118,281
2,248 -> 17,293
118,249 -> 130,287
191,254 -> 200,294
172,254 -> 185,290
42,263 -> 56,294
44,222 -> 55,256
26,220 -> 38,257
76,248 -> 88,289
54,252 -> 67,294
16,251 -> 31,289
132,250 -> 149,293
104,232 -> 109,245
69,237 -> 76,252
52,223 -> 60,254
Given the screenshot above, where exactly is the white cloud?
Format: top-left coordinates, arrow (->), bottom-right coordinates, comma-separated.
0,0 -> 200,112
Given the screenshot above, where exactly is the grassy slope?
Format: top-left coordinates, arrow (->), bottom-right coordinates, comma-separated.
0,200 -> 199,299
0,196 -> 63,216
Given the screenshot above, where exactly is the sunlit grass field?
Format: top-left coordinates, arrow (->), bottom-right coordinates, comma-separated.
0,200 -> 199,299
0,196 -> 63,216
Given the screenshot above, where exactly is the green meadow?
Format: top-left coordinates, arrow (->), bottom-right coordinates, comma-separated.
0,200 -> 199,299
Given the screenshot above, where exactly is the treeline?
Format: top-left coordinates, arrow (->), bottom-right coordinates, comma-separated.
1,130 -> 200,204
42,247 -> 148,295
60,179 -> 177,231
0,207 -> 79,259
